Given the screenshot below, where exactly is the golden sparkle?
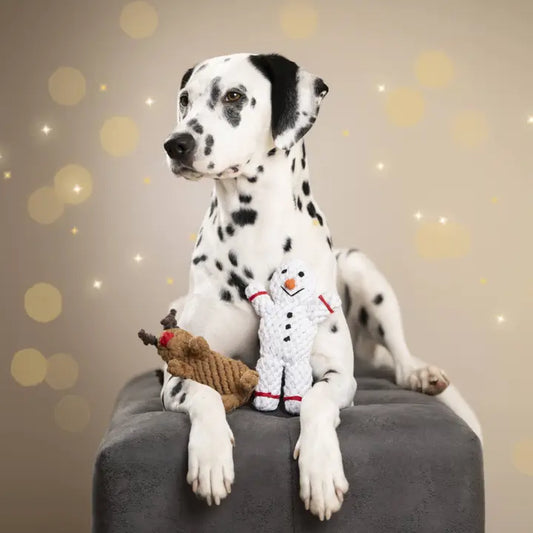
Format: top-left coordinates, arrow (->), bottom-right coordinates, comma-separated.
527,116 -> 533,124
99,83 -> 108,92
71,226 -> 78,235
414,211 -> 423,221
480,277 -> 488,285
189,233 -> 197,242
166,277 -> 174,285
143,177 -> 151,184
313,219 -> 320,226
93,280 -> 102,289
439,216 -> 448,225
496,314 -> 506,324
376,162 -> 385,171
491,196 -> 499,204
145,97 -> 155,107
41,124 -> 52,135
342,129 -> 350,137
134,253 -> 143,263
4,170 -> 11,179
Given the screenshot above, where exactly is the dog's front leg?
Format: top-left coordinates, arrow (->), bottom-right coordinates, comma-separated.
162,371 -> 235,505
295,371 -> 356,521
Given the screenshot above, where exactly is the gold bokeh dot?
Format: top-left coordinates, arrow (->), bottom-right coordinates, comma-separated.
45,353 -> 79,390
512,439 -> 533,476
54,395 -> 90,433
48,67 -> 86,106
280,1 -> 318,39
415,221 -> 471,259
24,282 -> 62,323
414,51 -> 454,88
11,348 -> 47,387
120,1 -> 159,39
54,164 -> 93,204
385,88 -> 425,127
451,110 -> 489,148
100,116 -> 140,157
27,186 -> 64,224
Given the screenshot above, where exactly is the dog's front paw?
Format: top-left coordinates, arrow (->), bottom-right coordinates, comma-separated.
403,366 -> 450,395
187,417 -> 235,505
294,424 -> 348,521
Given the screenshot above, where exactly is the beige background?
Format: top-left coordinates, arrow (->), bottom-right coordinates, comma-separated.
1,0 -> 532,531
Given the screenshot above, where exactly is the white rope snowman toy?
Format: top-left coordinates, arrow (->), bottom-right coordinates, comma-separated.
245,259 -> 341,414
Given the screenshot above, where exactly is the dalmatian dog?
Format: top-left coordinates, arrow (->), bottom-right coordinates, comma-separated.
160,53 -> 482,521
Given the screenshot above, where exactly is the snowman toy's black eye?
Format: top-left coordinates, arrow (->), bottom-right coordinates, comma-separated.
281,269 -> 287,274
298,271 -> 305,277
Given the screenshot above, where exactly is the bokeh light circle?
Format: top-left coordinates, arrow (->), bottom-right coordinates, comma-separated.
513,439 -> 533,476
11,348 -> 48,387
54,164 -> 93,204
100,116 -> 140,157
24,282 -> 62,323
385,88 -> 425,127
45,353 -> 79,390
451,110 -> 489,148
415,221 -> 471,259
54,395 -> 91,432
27,186 -> 64,224
120,1 -> 159,39
415,51 -> 454,88
48,67 -> 86,106
280,1 -> 318,39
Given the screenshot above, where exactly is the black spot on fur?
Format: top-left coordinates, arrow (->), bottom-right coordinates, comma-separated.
359,306 -> 369,327
228,250 -> 238,266
220,289 -> 232,302
180,68 -> 193,89
268,148 -> 277,156
301,157 -> 306,169
204,146 -> 212,156
155,369 -> 164,386
228,271 -> 247,300
243,267 -> 254,279
179,392 -> 187,404
287,312 -> 293,318
344,284 -> 352,315
208,162 -> 215,170
239,194 -> 252,204
215,260 -> 223,271
171,379 -> 183,396
247,176 -> 258,183
302,181 -> 310,195
231,208 -> 257,226
192,254 -> 207,264
285,324 -> 291,329
251,97 -> 256,107
291,158 -> 296,173
224,104 -> 243,127
205,134 -> 214,147
283,237 -> 292,252
316,213 -> 323,226
224,57 -> 231,62
209,77 -> 221,109
302,142 -> 306,158
326,236 -> 332,249
373,293 -> 384,305
330,324 -> 338,333
378,324 -> 385,338
283,336 -> 291,342
217,226 -> 224,241
195,234 -> 203,247
226,224 -> 235,236
307,202 -> 316,217
257,165 -> 264,173
347,248 -> 359,255
297,197 -> 302,211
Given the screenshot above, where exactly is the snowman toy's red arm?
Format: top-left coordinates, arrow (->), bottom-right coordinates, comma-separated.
311,292 -> 342,322
245,282 -> 274,317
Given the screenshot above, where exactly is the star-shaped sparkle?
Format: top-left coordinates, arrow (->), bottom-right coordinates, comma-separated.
3,170 -> 11,180
496,314 -> 506,324
71,226 -> 79,235
41,124 -> 51,135
414,211 -> 423,221
93,280 -> 102,289
377,84 -> 386,93
439,216 -> 448,225
73,184 -> 82,194
145,97 -> 155,107
134,254 -> 143,263
99,84 -> 107,92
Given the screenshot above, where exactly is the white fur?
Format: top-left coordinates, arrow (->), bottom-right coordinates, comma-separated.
161,53 -> 482,520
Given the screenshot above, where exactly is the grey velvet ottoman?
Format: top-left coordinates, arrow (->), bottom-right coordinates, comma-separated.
93,371 -> 484,533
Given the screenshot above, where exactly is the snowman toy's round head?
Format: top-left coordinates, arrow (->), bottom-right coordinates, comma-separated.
268,259 -> 317,305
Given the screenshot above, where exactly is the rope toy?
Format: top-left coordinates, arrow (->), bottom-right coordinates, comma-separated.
138,310 -> 259,413
245,259 -> 341,414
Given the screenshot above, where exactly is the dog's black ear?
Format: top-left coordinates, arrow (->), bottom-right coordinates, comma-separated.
180,67 -> 194,90
249,54 -> 328,150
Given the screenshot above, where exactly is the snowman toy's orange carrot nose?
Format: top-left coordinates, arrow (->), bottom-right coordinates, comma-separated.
285,278 -> 296,290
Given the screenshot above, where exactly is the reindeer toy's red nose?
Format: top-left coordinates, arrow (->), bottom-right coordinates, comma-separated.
159,331 -> 175,347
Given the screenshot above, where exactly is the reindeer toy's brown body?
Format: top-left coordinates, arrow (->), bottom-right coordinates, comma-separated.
138,310 -> 259,412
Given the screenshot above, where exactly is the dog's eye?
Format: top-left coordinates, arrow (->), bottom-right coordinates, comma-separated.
298,271 -> 304,277
179,93 -> 189,107
223,90 -> 242,103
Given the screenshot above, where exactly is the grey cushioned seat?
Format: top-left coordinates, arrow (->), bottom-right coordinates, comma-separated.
93,371 -> 484,533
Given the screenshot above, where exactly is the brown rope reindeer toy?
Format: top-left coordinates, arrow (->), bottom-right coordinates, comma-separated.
138,310 -> 259,412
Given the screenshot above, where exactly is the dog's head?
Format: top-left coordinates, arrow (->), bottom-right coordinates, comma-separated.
164,53 -> 328,180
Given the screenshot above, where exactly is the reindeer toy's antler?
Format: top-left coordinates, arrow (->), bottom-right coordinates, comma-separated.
138,329 -> 158,346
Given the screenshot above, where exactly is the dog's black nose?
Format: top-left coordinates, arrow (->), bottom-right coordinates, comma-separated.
164,133 -> 196,160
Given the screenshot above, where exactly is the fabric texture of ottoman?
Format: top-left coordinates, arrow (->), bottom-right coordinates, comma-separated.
93,371 -> 484,533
